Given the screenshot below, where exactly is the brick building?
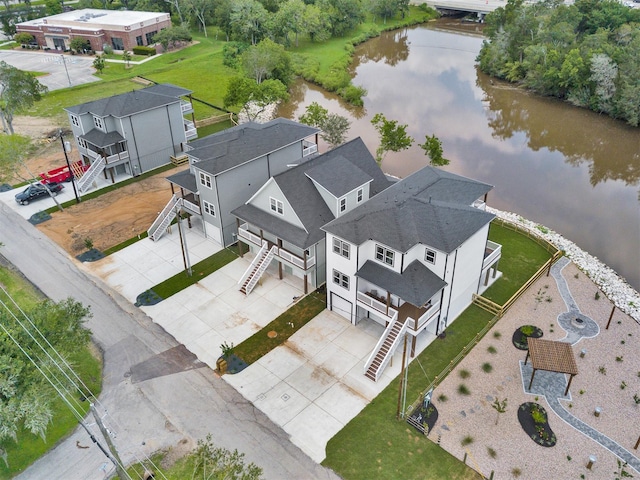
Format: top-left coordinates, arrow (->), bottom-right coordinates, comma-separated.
16,9 -> 171,53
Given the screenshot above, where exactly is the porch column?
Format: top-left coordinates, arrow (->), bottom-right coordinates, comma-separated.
189,94 -> 196,124
277,239 -> 283,280
236,218 -> 244,257
411,336 -> 416,358
260,229 -> 264,244
170,183 -> 175,195
109,168 -> 115,184
485,269 -> 490,286
386,292 -> 391,316
493,259 -> 499,278
303,250 -> 308,294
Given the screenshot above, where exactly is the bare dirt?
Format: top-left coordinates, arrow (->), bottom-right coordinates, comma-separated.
12,116 -> 185,256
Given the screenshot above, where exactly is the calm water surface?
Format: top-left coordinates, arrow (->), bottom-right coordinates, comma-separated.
278,20 -> 640,291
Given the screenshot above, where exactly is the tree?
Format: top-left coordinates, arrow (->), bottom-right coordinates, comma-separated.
0,134 -> 34,183
69,37 -> 89,54
318,0 -> 365,36
44,0 -> 63,15
231,0 -> 268,45
153,25 -> 192,52
0,62 -> 47,135
184,0 -> 213,37
274,0 -> 306,47
122,50 -> 132,68
419,134 -> 449,166
370,113 -> 413,164
224,77 -> 289,122
298,102 -> 351,149
491,397 -> 507,425
13,32 -> 33,45
242,38 -> 292,85
92,54 -> 105,74
589,53 -> 617,114
302,4 -> 331,42
0,298 -> 91,459
191,434 -> 262,479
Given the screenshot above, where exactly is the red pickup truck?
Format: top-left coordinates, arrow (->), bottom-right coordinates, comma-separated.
39,161 -> 88,184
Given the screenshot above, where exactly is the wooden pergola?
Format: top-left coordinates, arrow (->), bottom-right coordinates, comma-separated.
525,338 -> 578,396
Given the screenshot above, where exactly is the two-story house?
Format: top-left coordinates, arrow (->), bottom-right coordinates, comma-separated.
231,137 -> 392,296
147,118 -> 320,245
65,83 -> 196,193
322,166 -> 502,381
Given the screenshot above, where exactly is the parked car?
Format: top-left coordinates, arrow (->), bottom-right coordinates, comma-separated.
15,182 -> 64,205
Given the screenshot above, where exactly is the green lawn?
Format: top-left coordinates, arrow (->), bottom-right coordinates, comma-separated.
0,266 -> 102,479
483,221 -> 555,305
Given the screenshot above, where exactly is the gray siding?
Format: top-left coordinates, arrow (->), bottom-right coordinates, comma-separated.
249,179 -> 305,229
267,142 -> 305,177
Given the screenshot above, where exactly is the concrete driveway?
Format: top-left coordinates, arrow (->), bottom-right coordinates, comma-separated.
0,49 -> 100,90
83,224 -> 437,463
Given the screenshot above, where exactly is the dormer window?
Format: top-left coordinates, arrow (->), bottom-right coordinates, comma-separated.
93,116 -> 104,131
270,197 -> 283,215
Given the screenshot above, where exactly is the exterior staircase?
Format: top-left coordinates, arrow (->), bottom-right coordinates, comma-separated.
76,156 -> 105,193
238,242 -> 276,295
364,317 -> 407,382
147,195 -> 180,241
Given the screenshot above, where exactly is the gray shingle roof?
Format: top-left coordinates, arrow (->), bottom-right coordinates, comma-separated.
166,169 -> 197,192
65,83 -> 189,117
356,260 -> 447,307
80,129 -> 124,147
323,166 -> 495,253
232,137 -> 391,249
189,118 -> 320,176
305,155 -> 373,197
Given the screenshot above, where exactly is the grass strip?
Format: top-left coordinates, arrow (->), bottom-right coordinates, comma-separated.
150,247 -> 239,300
233,290 -> 326,366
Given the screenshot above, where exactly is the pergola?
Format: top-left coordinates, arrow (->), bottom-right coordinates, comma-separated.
524,338 -> 578,396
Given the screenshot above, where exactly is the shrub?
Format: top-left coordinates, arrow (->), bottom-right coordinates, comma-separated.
493,331 -> 501,338
339,84 -> 367,106
132,45 -> 156,56
487,345 -> 497,354
222,41 -> 249,68
487,447 -> 497,458
103,44 -> 113,55
459,369 -> 471,379
458,384 -> 470,396
616,355 -> 624,362
520,325 -> 535,336
437,394 -> 448,402
481,362 -> 493,373
598,366 -> 606,375
15,32 -> 34,45
512,467 -> 522,477
461,435 -> 473,446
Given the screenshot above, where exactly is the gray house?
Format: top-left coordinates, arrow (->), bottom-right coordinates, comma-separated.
65,83 -> 196,193
148,118 -> 320,245
231,137 -> 391,295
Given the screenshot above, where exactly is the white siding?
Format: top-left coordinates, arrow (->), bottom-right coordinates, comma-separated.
248,179 -> 305,230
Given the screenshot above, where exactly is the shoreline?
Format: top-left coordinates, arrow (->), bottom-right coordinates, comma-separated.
488,206 -> 640,323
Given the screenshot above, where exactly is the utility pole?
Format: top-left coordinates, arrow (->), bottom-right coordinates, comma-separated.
90,404 -> 129,480
175,203 -> 192,276
60,54 -> 72,87
396,334 -> 408,420
59,129 -> 80,203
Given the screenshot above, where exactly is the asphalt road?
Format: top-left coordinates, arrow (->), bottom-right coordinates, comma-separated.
0,202 -> 339,480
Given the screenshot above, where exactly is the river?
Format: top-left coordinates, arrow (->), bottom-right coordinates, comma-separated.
278,19 -> 640,291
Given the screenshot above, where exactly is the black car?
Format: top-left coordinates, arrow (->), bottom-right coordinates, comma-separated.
15,182 -> 64,205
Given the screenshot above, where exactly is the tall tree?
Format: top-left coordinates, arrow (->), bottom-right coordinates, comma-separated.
184,0 -> 213,37
242,38 -> 292,85
274,0 -> 306,47
0,134 -> 34,183
302,4 -> 331,42
318,0 -> 365,36
298,101 -> 350,149
224,77 -> 289,122
0,62 -> 47,136
231,0 -> 268,45
418,134 -> 449,166
370,113 -> 413,164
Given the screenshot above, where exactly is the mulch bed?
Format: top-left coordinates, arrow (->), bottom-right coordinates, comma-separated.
223,354 -> 248,374
408,403 -> 439,435
512,325 -> 543,350
135,289 -> 163,306
517,402 -> 557,447
28,211 -> 52,225
76,248 -> 105,262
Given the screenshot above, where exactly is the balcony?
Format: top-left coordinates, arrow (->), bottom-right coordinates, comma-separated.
303,140 -> 317,157
181,100 -> 194,114
356,290 -> 440,333
181,193 -> 201,215
473,199 -> 487,210
483,240 -> 502,270
356,291 -> 398,323
87,148 -> 130,165
237,223 -> 316,270
184,120 -> 197,140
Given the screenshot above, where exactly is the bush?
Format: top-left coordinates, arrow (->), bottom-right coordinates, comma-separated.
103,44 -> 113,55
340,84 -> 367,106
132,45 -> 156,56
458,384 -> 470,396
222,41 -> 249,68
459,369 -> 471,379
14,32 -> 34,45
461,435 -> 474,446
481,362 -> 493,373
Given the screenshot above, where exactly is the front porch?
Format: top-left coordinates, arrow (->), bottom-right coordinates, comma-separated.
236,222 -> 317,295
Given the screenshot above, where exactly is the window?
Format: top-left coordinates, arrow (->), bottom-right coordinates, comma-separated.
425,248 -> 436,264
136,35 -> 143,46
70,115 -> 79,127
145,31 -> 157,45
357,188 -> 363,203
203,200 -> 215,217
332,238 -> 350,258
199,172 -> 212,189
375,245 -> 394,266
270,197 -> 283,215
93,116 -> 104,130
332,269 -> 349,289
111,37 -> 124,50
77,136 -> 87,149
339,197 -> 347,212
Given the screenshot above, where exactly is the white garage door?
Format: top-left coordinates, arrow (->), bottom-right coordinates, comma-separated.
330,292 -> 352,322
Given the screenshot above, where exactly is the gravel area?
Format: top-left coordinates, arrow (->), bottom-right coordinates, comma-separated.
430,261 -> 639,479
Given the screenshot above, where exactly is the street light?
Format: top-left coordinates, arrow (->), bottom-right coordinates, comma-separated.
60,54 -> 72,87
59,129 -> 80,203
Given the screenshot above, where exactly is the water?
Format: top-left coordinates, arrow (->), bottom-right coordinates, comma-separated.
278,21 -> 640,291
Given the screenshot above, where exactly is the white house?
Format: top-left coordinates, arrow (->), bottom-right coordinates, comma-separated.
322,166 -> 502,381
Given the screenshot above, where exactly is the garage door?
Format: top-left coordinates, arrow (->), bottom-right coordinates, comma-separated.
330,292 -> 352,322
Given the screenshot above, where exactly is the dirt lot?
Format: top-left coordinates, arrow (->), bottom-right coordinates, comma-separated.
13,116 -> 184,255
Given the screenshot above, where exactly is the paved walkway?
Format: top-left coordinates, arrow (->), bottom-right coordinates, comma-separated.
519,257 -> 640,474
